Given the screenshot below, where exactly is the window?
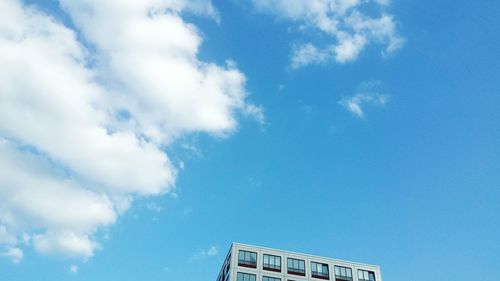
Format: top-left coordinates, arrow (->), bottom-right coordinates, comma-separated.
263,276 -> 281,281
357,270 -> 375,281
287,258 -> 305,276
238,273 -> 256,281
263,254 -> 281,272
238,250 -> 257,268
311,262 -> 329,279
334,266 -> 352,281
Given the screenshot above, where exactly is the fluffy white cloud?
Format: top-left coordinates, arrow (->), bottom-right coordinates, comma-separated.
339,80 -> 389,118
0,0 -> 261,260
252,0 -> 404,67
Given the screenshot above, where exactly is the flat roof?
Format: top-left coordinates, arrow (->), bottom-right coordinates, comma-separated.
231,242 -> 380,269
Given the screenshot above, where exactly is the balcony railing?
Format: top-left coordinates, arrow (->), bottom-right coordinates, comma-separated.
238,260 -> 257,268
312,272 -> 330,280
287,268 -> 306,276
263,264 -> 281,272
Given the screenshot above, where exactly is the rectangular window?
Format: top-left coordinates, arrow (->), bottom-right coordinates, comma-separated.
287,258 -> 305,276
263,276 -> 281,281
334,266 -> 352,281
357,270 -> 375,281
263,254 -> 281,272
238,273 -> 256,281
238,250 -> 257,268
311,262 -> 329,279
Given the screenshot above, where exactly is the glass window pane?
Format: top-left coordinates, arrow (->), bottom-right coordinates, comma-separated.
347,269 -> 352,278
364,271 -> 369,280
335,266 -> 340,276
277,257 -> 281,267
288,258 -> 292,268
369,272 -> 375,281
358,270 -> 364,280
323,265 -> 329,274
264,255 -> 269,264
239,251 -> 244,261
340,267 -> 346,276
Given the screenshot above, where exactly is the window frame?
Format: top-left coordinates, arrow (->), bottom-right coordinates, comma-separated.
357,270 -> 375,281
334,266 -> 352,281
238,250 -> 258,269
263,254 -> 282,272
311,261 -> 330,280
287,257 -> 306,276
263,276 -> 281,281
237,272 -> 257,281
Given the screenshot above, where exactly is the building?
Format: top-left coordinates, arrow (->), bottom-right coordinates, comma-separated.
216,243 -> 381,281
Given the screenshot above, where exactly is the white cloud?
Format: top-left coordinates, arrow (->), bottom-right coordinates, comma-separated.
206,246 -> 218,256
339,80 -> 389,118
0,225 -> 17,245
1,247 -> 23,263
291,43 -> 328,69
0,0 -> 261,260
191,245 -> 218,260
252,0 -> 404,67
146,202 -> 163,213
70,264 -> 79,273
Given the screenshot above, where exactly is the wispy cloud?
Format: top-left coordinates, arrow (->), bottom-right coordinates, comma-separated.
70,265 -> 78,274
145,202 -> 163,214
191,246 -> 218,261
339,80 -> 389,118
252,0 -> 404,68
1,247 -> 23,263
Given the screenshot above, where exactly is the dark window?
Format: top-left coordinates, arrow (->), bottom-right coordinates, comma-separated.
311,262 -> 329,279
334,266 -> 352,281
238,272 -> 256,281
238,250 -> 257,268
357,270 -> 375,281
263,254 -> 281,272
287,258 -> 305,276
263,276 -> 281,281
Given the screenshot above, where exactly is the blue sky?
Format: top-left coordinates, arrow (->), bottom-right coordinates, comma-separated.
0,0 -> 499,281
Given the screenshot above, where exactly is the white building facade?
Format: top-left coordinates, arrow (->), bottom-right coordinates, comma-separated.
216,243 -> 381,281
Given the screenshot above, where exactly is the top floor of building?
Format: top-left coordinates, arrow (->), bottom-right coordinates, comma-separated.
216,243 -> 381,281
